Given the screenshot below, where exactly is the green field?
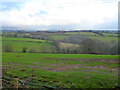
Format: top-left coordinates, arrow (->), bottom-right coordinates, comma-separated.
2,37 -> 54,53
2,31 -> 119,88
48,34 -> 70,40
65,32 -> 97,36
3,53 -> 119,88
2,37 -> 46,42
44,32 -> 119,42
89,36 -> 118,42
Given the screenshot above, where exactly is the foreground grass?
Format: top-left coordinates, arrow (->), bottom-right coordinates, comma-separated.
3,53 -> 119,88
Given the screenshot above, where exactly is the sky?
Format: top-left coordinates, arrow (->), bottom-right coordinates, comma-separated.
1,0 -> 119,30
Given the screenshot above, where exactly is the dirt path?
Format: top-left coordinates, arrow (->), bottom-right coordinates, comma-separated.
3,62 -> 118,75
46,58 -> 118,63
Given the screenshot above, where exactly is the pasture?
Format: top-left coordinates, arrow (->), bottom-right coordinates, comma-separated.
2,31 -> 119,88
2,37 -> 54,53
3,53 -> 119,88
43,32 -> 119,42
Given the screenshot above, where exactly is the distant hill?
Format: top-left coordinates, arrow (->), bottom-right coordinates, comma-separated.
2,26 -> 118,34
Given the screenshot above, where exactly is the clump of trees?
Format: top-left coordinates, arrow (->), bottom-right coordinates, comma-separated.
63,35 -> 86,44
52,38 -> 118,55
52,40 -> 61,53
80,39 -> 98,54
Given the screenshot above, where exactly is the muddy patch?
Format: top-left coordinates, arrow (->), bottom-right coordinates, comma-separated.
49,64 -> 117,72
87,65 -> 109,69
47,63 -> 87,72
45,58 -> 118,63
3,62 -> 118,74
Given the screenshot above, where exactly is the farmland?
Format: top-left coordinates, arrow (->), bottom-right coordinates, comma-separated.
3,53 -> 119,88
2,36 -> 54,53
2,31 -> 119,54
2,0 -> 120,89
2,30 -> 119,88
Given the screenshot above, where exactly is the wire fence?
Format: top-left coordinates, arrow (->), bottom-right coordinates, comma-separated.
2,76 -> 57,89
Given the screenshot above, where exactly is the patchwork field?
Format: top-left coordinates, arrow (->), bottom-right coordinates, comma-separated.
32,32 -> 119,42
2,53 -> 119,88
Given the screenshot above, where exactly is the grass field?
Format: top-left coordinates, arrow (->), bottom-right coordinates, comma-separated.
65,32 -> 97,36
2,37 -> 46,42
89,36 -> 118,42
43,32 -> 119,42
2,31 -> 119,88
2,37 -> 54,53
48,34 -> 70,40
3,53 -> 119,88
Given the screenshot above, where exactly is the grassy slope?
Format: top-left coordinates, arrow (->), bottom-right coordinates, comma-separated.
2,37 -> 53,52
47,32 -> 119,42
89,36 -> 118,42
3,53 -> 119,88
0,36 -> 2,52
65,32 -> 97,36
2,36 -> 46,42
48,34 -> 70,40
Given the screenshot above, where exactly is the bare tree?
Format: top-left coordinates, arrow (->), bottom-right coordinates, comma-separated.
80,39 -> 99,54
52,41 -> 60,53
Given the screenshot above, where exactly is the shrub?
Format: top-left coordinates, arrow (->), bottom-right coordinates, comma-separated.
22,47 -> 27,53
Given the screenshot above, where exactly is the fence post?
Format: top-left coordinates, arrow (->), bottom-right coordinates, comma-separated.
0,79 -> 2,89
14,78 -> 19,89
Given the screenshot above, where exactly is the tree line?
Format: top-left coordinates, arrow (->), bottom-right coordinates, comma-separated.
52,38 -> 119,55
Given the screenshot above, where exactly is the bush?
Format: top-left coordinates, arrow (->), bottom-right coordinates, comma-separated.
22,47 -> 27,53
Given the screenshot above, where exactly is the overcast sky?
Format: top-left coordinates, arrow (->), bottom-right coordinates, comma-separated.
1,0 -> 119,30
